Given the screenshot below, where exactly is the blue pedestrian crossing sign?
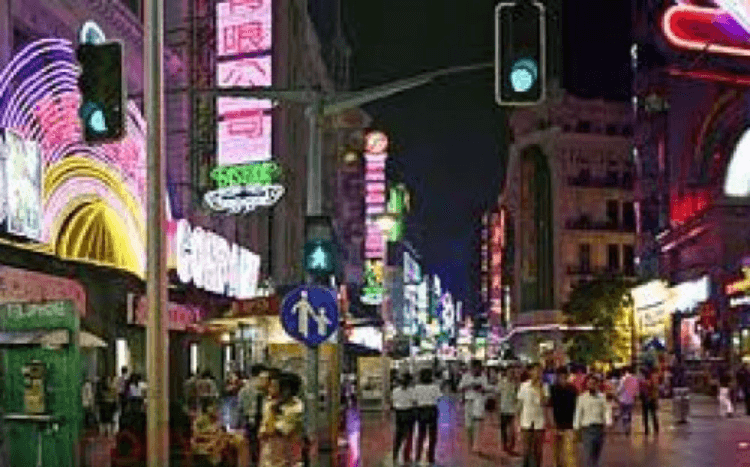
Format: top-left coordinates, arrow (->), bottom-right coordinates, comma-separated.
281,286 -> 339,347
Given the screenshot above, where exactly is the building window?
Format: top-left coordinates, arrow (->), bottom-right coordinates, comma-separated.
623,202 -> 635,230
121,0 -> 141,16
622,170 -> 633,188
607,244 -> 620,272
606,170 -> 619,186
622,125 -> 634,136
606,124 -> 618,135
579,168 -> 591,183
606,200 -> 619,227
578,244 -> 591,273
623,245 -> 635,275
576,121 -> 592,133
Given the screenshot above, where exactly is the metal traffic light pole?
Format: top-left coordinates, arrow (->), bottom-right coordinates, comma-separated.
144,0 -> 169,466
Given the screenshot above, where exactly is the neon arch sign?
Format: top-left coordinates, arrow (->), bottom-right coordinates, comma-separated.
0,38 -> 147,275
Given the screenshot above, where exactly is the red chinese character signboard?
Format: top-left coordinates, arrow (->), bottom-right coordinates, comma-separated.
216,0 -> 273,164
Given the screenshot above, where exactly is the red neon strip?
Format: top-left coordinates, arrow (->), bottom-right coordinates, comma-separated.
663,5 -> 750,57
668,67 -> 750,85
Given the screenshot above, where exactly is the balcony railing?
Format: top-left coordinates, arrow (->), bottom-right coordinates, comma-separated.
566,265 -> 638,277
565,217 -> 636,232
568,175 -> 634,190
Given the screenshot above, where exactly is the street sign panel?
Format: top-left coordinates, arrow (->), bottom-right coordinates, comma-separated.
281,286 -> 339,347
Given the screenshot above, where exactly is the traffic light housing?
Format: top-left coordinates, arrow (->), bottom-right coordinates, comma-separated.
76,42 -> 125,143
495,1 -> 545,106
304,240 -> 335,277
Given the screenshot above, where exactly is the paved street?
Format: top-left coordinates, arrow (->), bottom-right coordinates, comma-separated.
353,394 -> 750,467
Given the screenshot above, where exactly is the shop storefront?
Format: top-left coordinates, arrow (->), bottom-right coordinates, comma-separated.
725,259 -> 750,361
0,38 -> 258,406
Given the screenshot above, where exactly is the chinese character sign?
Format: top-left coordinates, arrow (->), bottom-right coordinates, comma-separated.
216,0 -> 273,165
363,131 -> 388,264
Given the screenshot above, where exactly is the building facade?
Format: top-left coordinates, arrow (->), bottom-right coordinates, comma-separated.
633,0 -> 750,363
0,0 -> 360,402
499,84 -> 635,329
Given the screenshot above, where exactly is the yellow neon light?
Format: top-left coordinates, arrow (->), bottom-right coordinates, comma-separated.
44,156 -> 146,241
56,200 -> 140,275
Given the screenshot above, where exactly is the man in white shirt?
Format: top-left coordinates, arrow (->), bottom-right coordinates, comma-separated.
573,374 -> 611,467
517,363 -> 549,467
414,368 -> 442,465
458,360 -> 489,450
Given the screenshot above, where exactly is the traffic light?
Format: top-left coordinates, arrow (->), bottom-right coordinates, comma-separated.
495,1 -> 545,106
304,240 -> 335,277
76,42 -> 125,143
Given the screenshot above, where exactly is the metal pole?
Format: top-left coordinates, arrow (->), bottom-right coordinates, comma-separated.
305,97 -> 323,467
145,0 -> 169,464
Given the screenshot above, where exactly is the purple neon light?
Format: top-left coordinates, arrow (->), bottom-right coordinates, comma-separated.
0,40 -> 75,116
2,70 -> 79,147
0,37 -> 149,239
3,62 -> 78,126
4,66 -> 78,134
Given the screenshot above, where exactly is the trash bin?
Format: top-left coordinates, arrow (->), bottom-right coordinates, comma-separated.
673,387 -> 690,423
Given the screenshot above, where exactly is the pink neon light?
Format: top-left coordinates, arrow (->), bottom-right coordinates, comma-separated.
4,61 -> 78,123
0,38 -> 149,253
134,296 -> 200,331
7,68 -> 79,138
662,5 -> 750,57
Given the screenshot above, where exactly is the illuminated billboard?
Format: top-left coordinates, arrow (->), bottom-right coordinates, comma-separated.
2,129 -> 42,241
403,251 -> 421,285
216,0 -> 273,165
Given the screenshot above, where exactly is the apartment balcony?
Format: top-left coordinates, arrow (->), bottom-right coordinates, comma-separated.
567,174 -> 634,190
566,265 -> 638,278
565,217 -> 636,233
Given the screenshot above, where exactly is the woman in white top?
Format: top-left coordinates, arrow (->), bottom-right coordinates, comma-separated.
573,374 -> 612,467
391,372 -> 417,466
458,360 -> 489,449
414,368 -> 442,466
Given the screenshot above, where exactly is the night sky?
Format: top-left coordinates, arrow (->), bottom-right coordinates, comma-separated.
335,0 -> 632,312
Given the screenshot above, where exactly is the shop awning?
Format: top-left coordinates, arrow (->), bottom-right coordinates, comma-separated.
80,331 -> 107,348
0,329 -> 69,346
0,330 -> 106,347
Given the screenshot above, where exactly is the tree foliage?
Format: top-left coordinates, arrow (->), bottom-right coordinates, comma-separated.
562,274 -> 634,366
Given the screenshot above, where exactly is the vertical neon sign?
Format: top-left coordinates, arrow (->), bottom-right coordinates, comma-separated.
489,208 -> 505,318
216,0 -> 273,165
364,131 -> 388,259
362,131 -> 388,306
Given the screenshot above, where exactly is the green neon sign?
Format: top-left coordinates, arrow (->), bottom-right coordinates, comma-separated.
210,162 -> 282,188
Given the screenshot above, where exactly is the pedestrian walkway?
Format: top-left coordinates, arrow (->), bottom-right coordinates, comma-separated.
354,393 -> 750,467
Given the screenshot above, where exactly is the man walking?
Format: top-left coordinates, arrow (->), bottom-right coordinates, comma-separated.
498,367 -> 519,455
517,363 -> 549,467
550,367 -> 577,467
617,367 -> 639,435
737,364 -> 750,416
239,364 -> 269,465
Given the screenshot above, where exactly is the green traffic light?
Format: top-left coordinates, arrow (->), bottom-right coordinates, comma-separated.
308,245 -> 330,270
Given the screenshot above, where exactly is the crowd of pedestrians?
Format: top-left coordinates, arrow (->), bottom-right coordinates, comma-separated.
390,360 -> 668,467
